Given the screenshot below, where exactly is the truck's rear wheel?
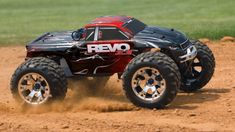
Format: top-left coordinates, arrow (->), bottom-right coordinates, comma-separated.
10,57 -> 68,105
122,52 -> 180,109
180,40 -> 215,92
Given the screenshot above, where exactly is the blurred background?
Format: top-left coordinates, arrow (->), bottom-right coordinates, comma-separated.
0,0 -> 234,45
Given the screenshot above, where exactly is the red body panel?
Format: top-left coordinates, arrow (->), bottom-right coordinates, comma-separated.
85,16 -> 131,27
84,16 -> 134,36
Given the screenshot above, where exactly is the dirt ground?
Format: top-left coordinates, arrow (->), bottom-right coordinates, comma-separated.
0,41 -> 234,132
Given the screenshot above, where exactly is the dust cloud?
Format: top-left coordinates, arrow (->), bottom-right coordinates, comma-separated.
19,76 -> 135,113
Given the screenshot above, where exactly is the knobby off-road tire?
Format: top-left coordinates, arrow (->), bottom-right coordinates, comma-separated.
122,51 -> 181,109
180,40 -> 215,92
10,57 -> 68,105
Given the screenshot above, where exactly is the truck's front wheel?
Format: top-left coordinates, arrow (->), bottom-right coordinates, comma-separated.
122,52 -> 181,109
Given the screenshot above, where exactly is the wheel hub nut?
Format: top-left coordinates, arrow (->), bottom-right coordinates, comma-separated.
147,78 -> 154,85
34,83 -> 41,90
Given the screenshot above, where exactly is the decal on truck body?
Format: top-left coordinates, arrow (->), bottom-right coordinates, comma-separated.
87,43 -> 130,53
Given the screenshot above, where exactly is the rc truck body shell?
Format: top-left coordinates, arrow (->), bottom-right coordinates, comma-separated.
26,16 -> 196,76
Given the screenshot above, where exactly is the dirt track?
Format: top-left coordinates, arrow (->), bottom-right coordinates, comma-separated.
0,41 -> 234,131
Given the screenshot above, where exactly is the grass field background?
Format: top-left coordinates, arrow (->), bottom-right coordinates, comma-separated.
0,0 -> 234,45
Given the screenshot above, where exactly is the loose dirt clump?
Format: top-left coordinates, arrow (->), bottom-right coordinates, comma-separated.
220,36 -> 235,42
199,38 -> 210,44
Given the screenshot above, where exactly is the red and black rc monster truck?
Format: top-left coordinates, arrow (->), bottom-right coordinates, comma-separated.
11,16 -> 215,108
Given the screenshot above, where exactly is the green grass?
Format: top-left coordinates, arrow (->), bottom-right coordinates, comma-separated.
0,0 -> 234,45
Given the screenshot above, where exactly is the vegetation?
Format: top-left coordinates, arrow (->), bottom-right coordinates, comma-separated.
0,0 -> 234,45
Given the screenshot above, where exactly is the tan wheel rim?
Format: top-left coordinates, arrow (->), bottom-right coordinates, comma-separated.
18,72 -> 51,105
131,67 -> 166,102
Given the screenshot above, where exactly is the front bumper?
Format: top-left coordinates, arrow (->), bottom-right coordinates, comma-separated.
179,45 -> 197,63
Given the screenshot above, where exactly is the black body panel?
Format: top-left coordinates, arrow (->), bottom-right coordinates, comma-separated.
27,31 -> 81,52
133,26 -> 188,48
